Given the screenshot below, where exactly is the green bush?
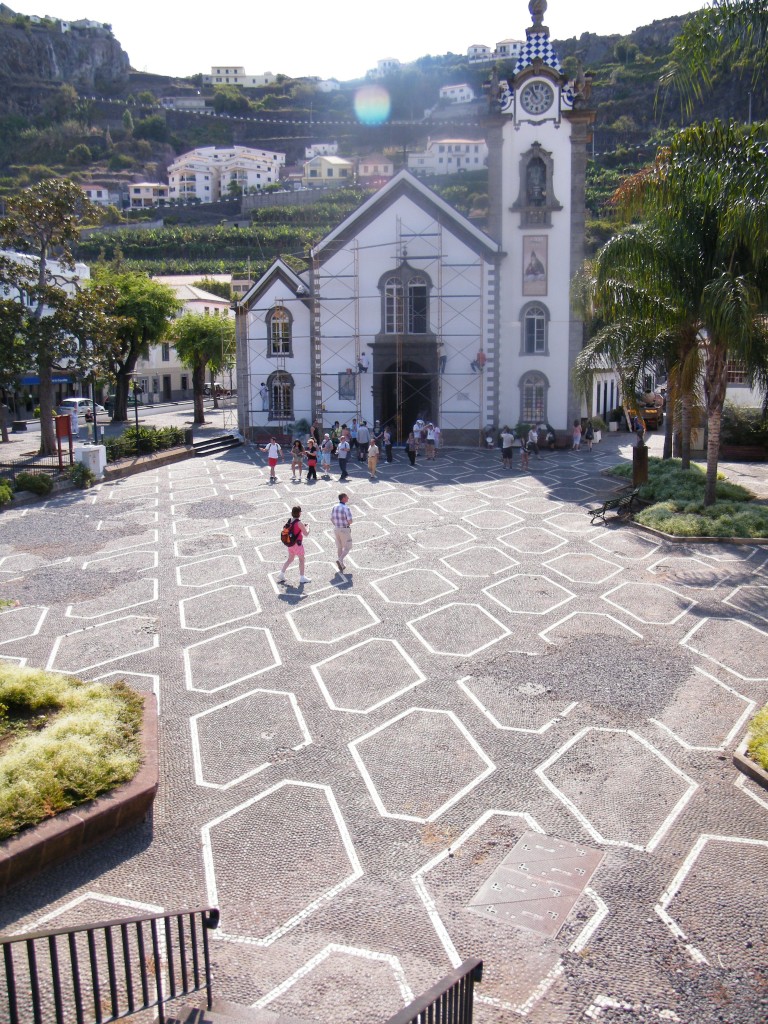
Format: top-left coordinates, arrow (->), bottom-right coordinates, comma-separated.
606,457 -> 765,537
591,415 -> 607,432
0,478 -> 13,506
15,471 -> 54,495
720,402 -> 768,446
0,666 -> 143,840
105,425 -> 186,462
747,705 -> 768,772
68,462 -> 96,489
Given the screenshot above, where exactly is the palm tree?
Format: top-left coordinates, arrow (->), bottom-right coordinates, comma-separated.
662,0 -> 768,115
577,120 -> 768,505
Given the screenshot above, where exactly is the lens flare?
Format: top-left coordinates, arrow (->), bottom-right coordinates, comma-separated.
354,85 -> 391,126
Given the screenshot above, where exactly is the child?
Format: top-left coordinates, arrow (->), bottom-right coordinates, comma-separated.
572,420 -> 582,451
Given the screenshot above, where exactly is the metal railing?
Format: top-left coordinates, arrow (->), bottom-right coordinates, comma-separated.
0,907 -> 219,1024
0,455 -> 69,485
385,958 -> 483,1024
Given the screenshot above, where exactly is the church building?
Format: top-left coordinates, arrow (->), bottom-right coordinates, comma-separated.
235,1 -> 594,442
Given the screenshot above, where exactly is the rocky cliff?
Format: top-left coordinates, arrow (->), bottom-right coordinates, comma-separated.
0,13 -> 130,91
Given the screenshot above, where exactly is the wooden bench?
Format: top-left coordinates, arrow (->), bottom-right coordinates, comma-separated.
588,486 -> 641,525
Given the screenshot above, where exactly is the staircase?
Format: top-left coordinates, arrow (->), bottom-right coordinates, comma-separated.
193,433 -> 243,457
1,904 -> 482,1024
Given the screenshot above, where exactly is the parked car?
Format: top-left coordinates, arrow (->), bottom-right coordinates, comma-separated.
58,397 -> 106,418
105,393 -> 143,415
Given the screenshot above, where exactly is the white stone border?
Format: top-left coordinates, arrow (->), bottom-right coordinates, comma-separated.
457,674 -> 577,735
649,667 -> 754,752
311,638 -> 427,714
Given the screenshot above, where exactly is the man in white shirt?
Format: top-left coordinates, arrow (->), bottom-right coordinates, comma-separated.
527,425 -> 541,459
500,427 -> 515,469
261,438 -> 282,482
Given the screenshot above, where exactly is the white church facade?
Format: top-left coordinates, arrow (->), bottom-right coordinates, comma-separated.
235,1 -> 594,443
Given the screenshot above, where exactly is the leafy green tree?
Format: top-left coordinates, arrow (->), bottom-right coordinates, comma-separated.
662,0 -> 768,113
122,109 -> 134,137
193,278 -> 232,300
168,312 -> 235,424
0,178 -> 100,455
212,86 -> 252,115
92,268 -> 180,421
577,120 -> 768,504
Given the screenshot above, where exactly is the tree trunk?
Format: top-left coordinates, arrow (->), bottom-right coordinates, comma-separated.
705,405 -> 722,507
680,390 -> 692,470
704,344 -> 728,507
112,368 -> 131,422
193,363 -> 207,425
663,375 -> 675,460
38,359 -> 56,456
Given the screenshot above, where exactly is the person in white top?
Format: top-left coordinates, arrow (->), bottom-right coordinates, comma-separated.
527,426 -> 541,458
261,438 -> 282,482
426,423 -> 437,460
500,427 -> 515,469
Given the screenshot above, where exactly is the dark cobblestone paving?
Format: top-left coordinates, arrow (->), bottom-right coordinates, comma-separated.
1,440 -> 767,1024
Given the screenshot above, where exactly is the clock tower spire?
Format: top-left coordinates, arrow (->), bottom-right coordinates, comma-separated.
485,5 -> 594,434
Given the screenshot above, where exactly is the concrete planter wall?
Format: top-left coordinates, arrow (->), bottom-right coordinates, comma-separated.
0,693 -> 158,895
733,737 -> 768,792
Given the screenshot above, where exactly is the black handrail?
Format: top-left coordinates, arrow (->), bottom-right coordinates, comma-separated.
385,958 -> 483,1024
0,907 -> 219,1024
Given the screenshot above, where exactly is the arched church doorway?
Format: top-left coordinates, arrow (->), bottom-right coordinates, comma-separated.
378,360 -> 434,443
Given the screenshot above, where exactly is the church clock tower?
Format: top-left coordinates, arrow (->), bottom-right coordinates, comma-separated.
486,0 -> 594,433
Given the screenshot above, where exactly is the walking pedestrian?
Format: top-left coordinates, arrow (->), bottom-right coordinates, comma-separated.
277,505 -> 311,585
305,438 -> 318,482
291,439 -> 304,481
527,425 -> 541,458
350,418 -> 359,453
337,434 -> 351,480
261,437 -> 282,482
520,439 -> 530,470
425,422 -> 437,460
383,426 -> 393,463
320,433 -> 333,478
357,421 -> 370,461
571,420 -> 582,451
500,426 -> 515,469
331,492 -> 353,572
406,431 -> 418,467
584,419 -> 595,452
367,438 -> 380,478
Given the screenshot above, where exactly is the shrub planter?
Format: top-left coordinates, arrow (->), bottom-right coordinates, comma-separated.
0,693 -> 158,895
733,736 -> 768,792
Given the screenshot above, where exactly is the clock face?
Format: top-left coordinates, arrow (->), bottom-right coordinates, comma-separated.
519,80 -> 555,115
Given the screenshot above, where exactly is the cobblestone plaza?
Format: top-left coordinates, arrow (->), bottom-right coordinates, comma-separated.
1,439 -> 767,1023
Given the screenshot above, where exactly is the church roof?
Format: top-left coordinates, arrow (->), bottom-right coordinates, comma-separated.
312,169 -> 499,264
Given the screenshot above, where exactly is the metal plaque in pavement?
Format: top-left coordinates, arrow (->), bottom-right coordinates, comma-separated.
466,832 -> 604,938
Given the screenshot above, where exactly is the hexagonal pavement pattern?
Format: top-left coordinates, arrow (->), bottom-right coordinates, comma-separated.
3,439 -> 768,1024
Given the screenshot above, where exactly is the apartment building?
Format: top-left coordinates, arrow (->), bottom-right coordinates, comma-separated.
407,139 -> 488,176
203,67 -> 276,87
167,146 -> 286,202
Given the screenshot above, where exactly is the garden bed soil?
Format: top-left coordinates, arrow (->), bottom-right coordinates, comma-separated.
0,693 -> 158,895
733,737 -> 768,792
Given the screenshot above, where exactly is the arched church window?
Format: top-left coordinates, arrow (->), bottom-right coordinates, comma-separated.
267,371 -> 293,419
384,277 -> 403,334
519,371 -> 549,422
521,303 -> 549,354
267,306 -> 292,356
408,276 -> 428,334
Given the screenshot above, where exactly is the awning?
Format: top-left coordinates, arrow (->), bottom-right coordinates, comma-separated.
19,375 -> 73,385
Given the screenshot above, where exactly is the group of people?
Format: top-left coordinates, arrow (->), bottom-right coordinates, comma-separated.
262,418 -> 400,484
497,425 -> 544,470
277,493 -> 354,585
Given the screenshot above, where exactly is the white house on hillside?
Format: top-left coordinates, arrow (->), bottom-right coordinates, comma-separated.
203,67 -> 276,87
167,146 -> 286,201
407,139 -> 488,176
302,155 -> 354,186
439,84 -> 476,105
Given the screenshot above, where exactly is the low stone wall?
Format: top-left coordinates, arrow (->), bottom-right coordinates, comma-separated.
103,446 -> 194,480
0,693 -> 159,895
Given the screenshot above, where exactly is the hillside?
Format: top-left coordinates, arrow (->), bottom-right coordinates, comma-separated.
1,7 -> 765,276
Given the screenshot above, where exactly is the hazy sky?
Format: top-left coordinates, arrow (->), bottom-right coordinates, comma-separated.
13,1 -> 707,81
